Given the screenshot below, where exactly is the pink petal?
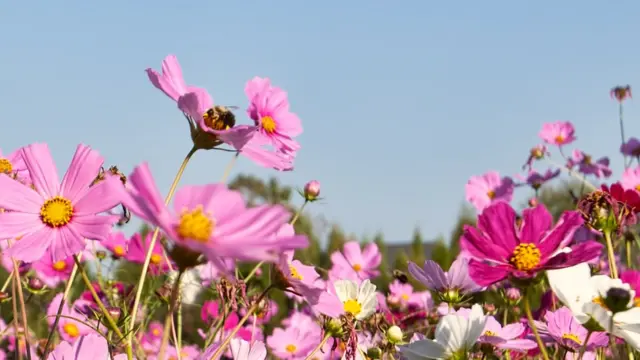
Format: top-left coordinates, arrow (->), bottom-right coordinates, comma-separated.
177,87 -> 213,121
7,227 -> 52,262
468,260 -> 511,286
215,205 -> 289,239
21,143 -> 61,198
73,175 -> 122,216
60,144 -> 104,202
0,175 -> 42,212
0,212 -> 43,239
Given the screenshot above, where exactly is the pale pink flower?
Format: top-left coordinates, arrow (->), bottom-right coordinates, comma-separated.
48,333 -> 128,360
621,166 -> 640,191
329,241 -> 381,280
126,232 -> 172,275
46,294 -> 101,343
102,231 -> 129,259
0,147 -> 28,182
465,171 -> 514,212
539,121 -> 576,146
387,280 -> 423,308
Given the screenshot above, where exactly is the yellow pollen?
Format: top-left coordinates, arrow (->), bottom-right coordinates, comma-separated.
152,328 -> 160,336
583,155 -> 592,165
509,243 -> 541,271
484,330 -> 497,336
487,190 -> 496,199
176,207 -> 214,243
290,265 -> 303,280
0,158 -> 12,174
634,297 -> 640,307
150,254 -> 162,265
63,323 -> 80,338
261,116 -> 276,134
52,261 -> 66,271
352,263 -> 362,271
562,333 -> 582,345
554,135 -> 565,144
40,196 -> 74,227
285,344 -> 297,353
401,294 -> 409,301
592,296 -> 608,310
635,185 -> 640,192
343,299 -> 362,316
113,245 -> 125,256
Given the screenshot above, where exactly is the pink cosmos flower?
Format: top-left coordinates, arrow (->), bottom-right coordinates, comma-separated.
465,171 -> 515,212
103,231 -> 129,259
386,280 -> 423,309
516,168 -> 560,190
408,257 -> 482,295
621,137 -> 640,158
539,121 -> 576,146
114,163 -> 308,263
245,77 -> 302,155
522,144 -> 550,170
125,232 -> 171,275
534,307 -> 608,354
196,257 -> 236,286
461,202 -> 603,286
568,150 -> 612,178
32,253 -> 75,288
0,147 -> 28,182
178,88 -> 294,171
48,333 -> 128,360
146,54 -> 195,103
267,325 -> 318,359
329,241 -> 382,280
198,339 -> 267,360
46,294 -> 101,343
277,247 -> 324,305
476,316 -> 537,353
621,166 -> 640,192
621,270 -> 640,306
0,143 -> 121,262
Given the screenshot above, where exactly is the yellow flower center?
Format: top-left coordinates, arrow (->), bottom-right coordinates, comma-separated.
562,333 -> 582,345
40,196 -> 74,227
401,294 -> 409,301
635,185 -> 640,192
531,148 -> 543,159
52,261 -> 66,271
150,254 -> 163,265
176,207 -> 214,243
285,344 -> 297,353
592,296 -> 608,310
63,323 -> 80,338
484,330 -> 497,336
343,299 -> 362,316
486,190 -> 496,199
261,116 -> 276,134
0,158 -> 12,174
113,245 -> 125,256
352,263 -> 362,271
509,243 -> 541,271
555,135 -> 565,144
290,265 -> 303,280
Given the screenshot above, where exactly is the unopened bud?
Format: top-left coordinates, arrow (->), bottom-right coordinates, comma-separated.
96,250 -> 107,260
528,197 -> 538,207
303,180 -> 321,201
107,306 -> 122,320
386,325 -> 404,344
506,288 -> 521,301
367,347 -> 382,359
325,318 -> 344,337
604,288 -> 632,313
483,303 -> 496,313
0,291 -> 10,303
27,277 -> 45,291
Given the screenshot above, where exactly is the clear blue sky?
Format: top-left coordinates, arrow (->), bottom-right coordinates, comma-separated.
1,1 -> 639,244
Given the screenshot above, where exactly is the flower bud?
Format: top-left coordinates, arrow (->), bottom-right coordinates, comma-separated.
325,318 -> 344,337
27,277 -> 45,292
506,288 -> 521,301
367,347 -> 382,359
528,197 -> 538,207
107,306 -> 122,320
604,287 -> 632,313
386,325 -> 404,344
303,180 -> 321,201
96,250 -> 107,260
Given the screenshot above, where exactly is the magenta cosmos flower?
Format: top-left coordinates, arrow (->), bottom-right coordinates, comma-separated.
125,232 -> 172,275
47,294 -> 102,343
535,307 -> 607,354
461,202 -> 603,286
465,171 -> 514,212
103,231 -> 128,259
32,253 -> 75,288
48,333 -> 128,360
539,121 -> 576,146
476,316 -> 537,353
276,243 -> 324,306
267,324 -> 318,359
0,143 -> 120,262
178,87 -> 294,171
113,163 -> 308,263
329,241 -> 382,280
245,77 -> 302,155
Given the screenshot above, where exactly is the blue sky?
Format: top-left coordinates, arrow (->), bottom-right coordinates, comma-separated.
1,1 -> 639,245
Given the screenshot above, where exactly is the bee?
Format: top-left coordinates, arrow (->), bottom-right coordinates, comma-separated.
392,269 -> 409,284
203,105 -> 239,131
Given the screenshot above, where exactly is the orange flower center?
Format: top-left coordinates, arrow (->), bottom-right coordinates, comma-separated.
509,243 -> 541,271
261,116 -> 277,133
40,196 -> 74,227
487,190 -> 496,199
113,245 -> 125,256
0,158 -> 12,174
176,206 -> 214,243
285,344 -> 297,353
63,323 -> 80,338
352,263 -> 362,271
150,254 -> 163,265
290,265 -> 303,280
52,261 -> 66,271
554,135 -> 565,144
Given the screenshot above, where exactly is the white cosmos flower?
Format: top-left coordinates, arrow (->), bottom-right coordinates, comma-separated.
334,279 -> 377,321
547,262 -> 640,350
399,304 -> 487,360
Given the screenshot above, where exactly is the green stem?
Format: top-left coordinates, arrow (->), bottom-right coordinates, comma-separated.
41,261 -> 79,359
73,255 -> 132,360
604,230 -> 619,279
290,200 -> 308,226
305,333 -> 331,360
577,330 -> 592,360
523,289 -> 550,360
11,257 -> 31,360
626,239 -> 633,270
209,286 -> 273,359
220,152 -> 239,184
127,146 -> 197,359
157,270 -> 184,360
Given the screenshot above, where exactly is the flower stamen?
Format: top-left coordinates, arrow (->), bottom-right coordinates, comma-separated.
261,116 -> 276,134
289,265 -> 303,280
176,206 -> 214,243
40,196 -> 74,227
509,243 -> 541,271
343,299 -> 362,316
0,158 -> 12,174
52,261 -> 66,271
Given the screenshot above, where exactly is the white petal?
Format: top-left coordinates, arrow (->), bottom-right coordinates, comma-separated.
334,280 -> 358,302
435,314 -> 467,353
582,302 -> 613,332
399,340 -> 447,360
547,263 -> 592,319
465,304 -> 488,347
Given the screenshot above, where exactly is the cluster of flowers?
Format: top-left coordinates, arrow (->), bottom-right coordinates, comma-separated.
0,54 -> 638,360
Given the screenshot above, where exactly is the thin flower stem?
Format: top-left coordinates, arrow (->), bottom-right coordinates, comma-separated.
170,316 -> 182,360
127,146 -> 197,359
73,254 -> 132,360
220,152 -> 239,183
11,276 -> 23,360
604,230 -> 619,279
620,103 -> 628,170
209,285 -> 273,360
158,270 -> 184,360
545,157 -> 596,192
304,333 -> 331,360
577,330 -> 592,360
1,270 -> 13,293
177,301 -> 183,350
523,289 -> 550,360
11,256 -> 31,360
290,200 -> 308,226
626,240 -> 633,269
41,260 -> 79,359
244,262 -> 264,283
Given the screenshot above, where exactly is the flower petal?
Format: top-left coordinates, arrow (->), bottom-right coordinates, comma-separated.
60,144 -> 104,202
21,143 -> 61,198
